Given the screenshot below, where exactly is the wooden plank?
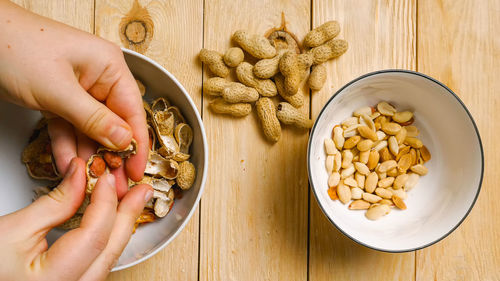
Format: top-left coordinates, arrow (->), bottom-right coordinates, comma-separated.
200,1 -> 310,280
94,1 -> 203,280
11,0 -> 94,32
309,1 -> 417,280
416,1 -> 500,280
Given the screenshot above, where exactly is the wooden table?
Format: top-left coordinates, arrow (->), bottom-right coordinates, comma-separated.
14,0 -> 499,280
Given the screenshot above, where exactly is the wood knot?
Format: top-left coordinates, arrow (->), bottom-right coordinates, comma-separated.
124,20 -> 147,44
119,0 -> 154,54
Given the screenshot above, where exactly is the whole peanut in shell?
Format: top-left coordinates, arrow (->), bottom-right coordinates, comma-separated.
303,21 -> 341,47
203,77 -> 232,96
177,161 -> 196,190
236,62 -> 277,97
279,51 -> 301,96
256,98 -> 281,142
232,30 -> 277,59
276,102 -> 313,129
275,74 -> 304,108
199,49 -> 230,77
308,64 -> 327,91
221,83 -> 259,103
309,38 -> 348,65
210,98 -> 252,117
223,47 -> 244,67
253,50 -> 286,79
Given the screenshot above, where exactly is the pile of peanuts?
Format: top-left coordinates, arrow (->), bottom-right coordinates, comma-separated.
199,21 -> 348,143
324,101 -> 431,220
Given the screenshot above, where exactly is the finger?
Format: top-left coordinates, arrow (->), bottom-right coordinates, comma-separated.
104,61 -> 148,181
36,173 -> 118,280
38,66 -> 133,151
47,118 -> 77,175
79,184 -> 153,281
75,130 -> 98,162
11,158 -> 86,235
110,164 -> 129,200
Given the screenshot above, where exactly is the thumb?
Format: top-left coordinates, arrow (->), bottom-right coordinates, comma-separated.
18,157 -> 87,233
41,71 -> 133,150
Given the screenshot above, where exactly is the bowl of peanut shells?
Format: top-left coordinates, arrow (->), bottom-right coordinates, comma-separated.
0,48 -> 207,270
308,70 -> 483,252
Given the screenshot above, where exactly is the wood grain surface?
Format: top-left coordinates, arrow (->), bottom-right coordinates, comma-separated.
12,0 -> 500,280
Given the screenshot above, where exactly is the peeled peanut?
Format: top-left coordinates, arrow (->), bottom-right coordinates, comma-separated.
358,126 -> 378,141
333,126 -> 345,150
342,117 -> 358,127
395,127 -> 408,144
405,137 -> 423,148
324,138 -> 338,155
367,150 -> 380,170
344,177 -> 358,187
353,106 -> 372,117
340,165 -> 355,179
359,150 -> 370,164
420,145 -> 432,162
337,181 -> 351,204
393,111 -> 413,123
388,136 -> 399,156
393,174 -> 409,189
392,195 -> 407,210
355,173 -> 365,189
410,164 -> 428,175
344,136 -> 361,149
333,153 -> 342,172
276,102 -> 313,129
375,187 -> 393,199
404,173 -> 420,191
405,125 -> 420,137
378,160 -> 397,173
381,122 -> 402,135
378,177 -> 395,188
351,187 -> 363,200
363,192 -> 382,204
354,162 -> 370,175
357,139 -> 373,152
325,155 -> 334,174
377,102 -> 396,116
365,172 -> 378,193
349,199 -> 370,210
365,204 -> 390,220
328,172 -> 340,187
341,150 -> 353,169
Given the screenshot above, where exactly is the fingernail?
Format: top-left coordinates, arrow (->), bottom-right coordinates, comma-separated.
106,174 -> 116,187
66,159 -> 78,176
108,125 -> 132,148
144,190 -> 153,203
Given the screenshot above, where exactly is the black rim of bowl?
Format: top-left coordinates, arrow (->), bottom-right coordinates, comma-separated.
307,69 -> 484,253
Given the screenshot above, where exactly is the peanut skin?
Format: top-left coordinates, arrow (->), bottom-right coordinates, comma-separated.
309,38 -> 348,65
103,151 -> 122,169
236,62 -> 277,97
89,156 -> 106,177
209,98 -> 252,117
221,83 -> 259,103
232,30 -> 277,59
223,47 -> 244,67
303,21 -> 340,47
275,74 -> 304,108
279,51 -> 301,96
203,77 -> 232,96
308,64 -> 327,91
276,102 -> 313,129
256,98 -> 281,142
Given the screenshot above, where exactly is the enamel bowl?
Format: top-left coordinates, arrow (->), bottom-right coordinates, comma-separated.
308,70 -> 483,252
0,48 -> 208,270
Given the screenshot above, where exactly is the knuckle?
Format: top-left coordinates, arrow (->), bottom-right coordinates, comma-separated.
81,106 -> 110,136
87,230 -> 109,252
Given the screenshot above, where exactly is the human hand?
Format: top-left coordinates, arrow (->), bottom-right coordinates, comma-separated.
0,158 -> 153,281
0,2 -> 148,196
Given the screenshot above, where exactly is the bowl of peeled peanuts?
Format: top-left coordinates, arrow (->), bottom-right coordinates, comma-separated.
308,70 -> 483,252
0,49 -> 208,270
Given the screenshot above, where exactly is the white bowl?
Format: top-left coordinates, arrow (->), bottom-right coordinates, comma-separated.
0,49 -> 208,270
308,70 -> 483,252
